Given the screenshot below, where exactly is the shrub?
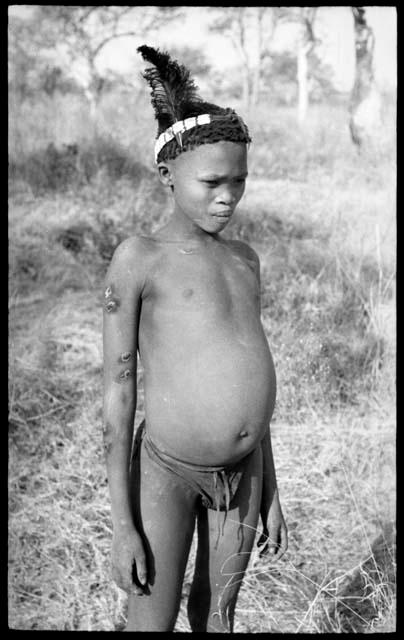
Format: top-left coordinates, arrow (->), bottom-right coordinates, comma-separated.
9,137 -> 153,195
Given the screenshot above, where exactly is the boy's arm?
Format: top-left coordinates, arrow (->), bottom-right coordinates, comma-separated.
259,427 -> 288,560
245,241 -> 288,560
102,236 -> 147,594
234,240 -> 288,559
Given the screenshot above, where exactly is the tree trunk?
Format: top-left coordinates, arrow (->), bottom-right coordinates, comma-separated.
297,43 -> 309,123
83,81 -> 100,136
242,69 -> 251,112
84,58 -> 105,132
349,7 -> 381,148
85,89 -> 98,121
223,7 -> 277,113
250,8 -> 264,107
251,57 -> 261,108
234,9 -> 252,112
296,8 -> 317,124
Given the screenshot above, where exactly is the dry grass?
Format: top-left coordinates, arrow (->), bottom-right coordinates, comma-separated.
8,91 -> 396,631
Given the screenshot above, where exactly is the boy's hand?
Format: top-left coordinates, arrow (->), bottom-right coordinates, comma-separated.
111,528 -> 148,595
257,492 -> 288,561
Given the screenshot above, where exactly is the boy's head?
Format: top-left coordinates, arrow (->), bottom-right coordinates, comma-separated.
137,45 -> 251,164
158,140 -> 248,234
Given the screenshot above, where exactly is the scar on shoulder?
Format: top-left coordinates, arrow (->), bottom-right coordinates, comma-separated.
104,285 -> 120,313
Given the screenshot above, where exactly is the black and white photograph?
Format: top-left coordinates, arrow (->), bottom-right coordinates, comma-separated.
9,5 -> 396,632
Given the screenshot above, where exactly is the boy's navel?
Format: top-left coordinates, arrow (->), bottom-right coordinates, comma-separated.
182,288 -> 194,299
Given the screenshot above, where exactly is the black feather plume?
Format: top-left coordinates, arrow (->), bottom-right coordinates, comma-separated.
137,45 -> 204,134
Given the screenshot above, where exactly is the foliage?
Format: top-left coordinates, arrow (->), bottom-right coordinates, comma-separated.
159,44 -> 212,81
8,6 -> 182,103
260,50 -> 338,105
207,7 -> 280,108
8,12 -> 64,100
9,137 -> 153,195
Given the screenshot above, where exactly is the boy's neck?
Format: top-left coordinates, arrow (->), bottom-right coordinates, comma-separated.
155,210 -> 220,244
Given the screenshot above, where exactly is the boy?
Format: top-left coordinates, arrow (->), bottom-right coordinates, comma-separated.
103,45 -> 288,632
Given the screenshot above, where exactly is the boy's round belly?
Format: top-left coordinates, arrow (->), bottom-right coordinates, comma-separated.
143,333 -> 276,466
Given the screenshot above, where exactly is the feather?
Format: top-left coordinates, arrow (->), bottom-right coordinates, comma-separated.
137,45 -> 203,134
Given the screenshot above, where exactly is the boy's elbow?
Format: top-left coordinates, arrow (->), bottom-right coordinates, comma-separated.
104,381 -> 136,419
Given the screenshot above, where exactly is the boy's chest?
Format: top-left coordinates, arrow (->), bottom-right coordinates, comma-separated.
144,247 -> 259,314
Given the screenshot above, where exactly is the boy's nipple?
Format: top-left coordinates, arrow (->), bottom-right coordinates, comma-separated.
182,288 -> 194,299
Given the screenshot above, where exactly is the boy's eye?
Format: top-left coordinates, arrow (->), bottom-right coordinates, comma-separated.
202,178 -> 246,187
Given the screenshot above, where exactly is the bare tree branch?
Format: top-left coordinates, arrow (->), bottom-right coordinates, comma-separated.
91,31 -> 141,61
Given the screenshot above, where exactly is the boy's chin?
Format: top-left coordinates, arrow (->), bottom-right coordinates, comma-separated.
204,216 -> 232,233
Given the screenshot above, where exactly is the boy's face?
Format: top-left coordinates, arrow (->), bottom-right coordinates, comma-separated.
160,141 -> 248,234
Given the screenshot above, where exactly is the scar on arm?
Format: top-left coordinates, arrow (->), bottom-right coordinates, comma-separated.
102,422 -> 114,456
110,354 -> 134,382
119,352 -> 132,363
104,285 -> 120,313
116,368 -> 133,383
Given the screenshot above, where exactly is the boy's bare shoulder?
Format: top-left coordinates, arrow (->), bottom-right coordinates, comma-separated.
111,235 -> 163,268
225,239 -> 260,271
105,234 -> 161,285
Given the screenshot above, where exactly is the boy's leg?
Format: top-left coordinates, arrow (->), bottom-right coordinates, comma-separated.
126,439 -> 197,632
187,447 -> 263,632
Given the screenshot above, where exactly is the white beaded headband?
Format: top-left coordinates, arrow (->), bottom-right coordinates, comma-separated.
154,112 -> 249,163
154,114 -> 211,162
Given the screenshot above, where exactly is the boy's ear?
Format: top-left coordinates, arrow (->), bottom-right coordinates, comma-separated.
157,162 -> 173,188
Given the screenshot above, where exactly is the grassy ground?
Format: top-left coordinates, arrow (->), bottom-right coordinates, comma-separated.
8,91 -> 396,631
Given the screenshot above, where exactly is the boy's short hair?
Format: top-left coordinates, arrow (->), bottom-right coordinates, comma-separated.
137,45 -> 251,163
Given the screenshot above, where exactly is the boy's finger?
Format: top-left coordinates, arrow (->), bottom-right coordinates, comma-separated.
258,540 -> 279,558
273,547 -> 284,561
133,553 -> 148,587
122,567 -> 136,592
118,562 -> 142,594
272,535 -> 288,561
257,528 -> 269,547
269,544 -> 278,554
257,534 -> 268,547
124,571 -> 144,595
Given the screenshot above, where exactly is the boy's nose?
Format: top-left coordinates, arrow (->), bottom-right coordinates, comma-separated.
216,189 -> 236,205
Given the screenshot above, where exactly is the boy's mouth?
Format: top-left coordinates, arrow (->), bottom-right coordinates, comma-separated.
212,210 -> 232,218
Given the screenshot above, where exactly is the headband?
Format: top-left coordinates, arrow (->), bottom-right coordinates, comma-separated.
154,114 -> 211,162
154,112 -> 249,163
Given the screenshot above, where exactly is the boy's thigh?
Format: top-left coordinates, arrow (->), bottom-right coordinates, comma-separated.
194,445 -> 263,588
130,440 -> 197,591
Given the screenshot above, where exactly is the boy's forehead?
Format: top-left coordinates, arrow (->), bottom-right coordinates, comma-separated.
174,141 -> 248,173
